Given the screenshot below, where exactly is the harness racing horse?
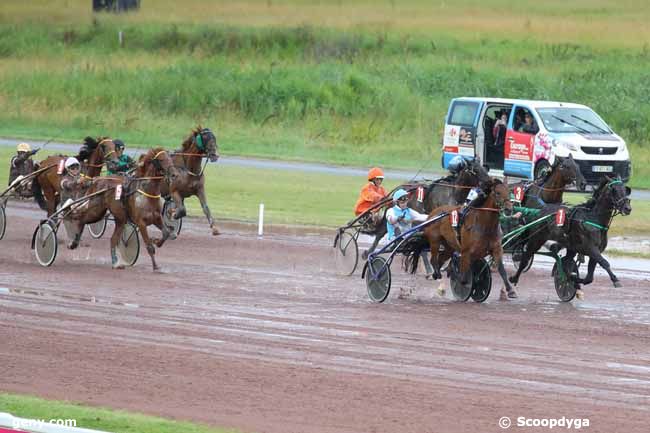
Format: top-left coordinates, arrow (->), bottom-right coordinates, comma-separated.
64,148 -> 178,271
411,178 -> 517,298
508,175 -> 631,291
160,126 -> 220,236
361,158 -> 490,260
32,137 -> 120,216
515,154 -> 587,208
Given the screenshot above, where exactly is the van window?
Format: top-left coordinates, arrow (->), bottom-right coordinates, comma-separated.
449,101 -> 480,127
536,107 -> 612,134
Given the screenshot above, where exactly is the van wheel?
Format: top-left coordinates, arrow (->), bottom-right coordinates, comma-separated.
534,160 -> 551,180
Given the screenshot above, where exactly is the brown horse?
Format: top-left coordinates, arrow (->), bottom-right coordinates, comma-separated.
514,154 -> 587,207
64,148 -> 178,271
32,136 -> 120,216
160,125 -> 220,235
405,178 -> 517,298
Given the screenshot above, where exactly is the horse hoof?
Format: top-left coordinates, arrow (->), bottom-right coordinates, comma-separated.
507,289 -> 518,299
613,281 -> 623,288
67,242 -> 78,250
112,264 -> 125,270
361,250 -> 369,260
211,227 -> 221,236
576,289 -> 585,300
499,290 -> 508,301
508,276 -> 518,285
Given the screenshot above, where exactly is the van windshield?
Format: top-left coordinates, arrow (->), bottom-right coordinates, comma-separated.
536,107 -> 612,134
449,101 -> 480,126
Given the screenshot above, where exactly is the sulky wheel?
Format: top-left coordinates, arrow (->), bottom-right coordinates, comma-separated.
365,256 -> 391,303
0,204 -> 6,240
334,230 -> 359,276
511,242 -> 533,273
117,223 -> 140,266
552,258 -> 578,302
470,258 -> 492,303
88,214 -> 109,239
449,255 -> 473,302
162,200 -> 182,238
33,221 -> 58,267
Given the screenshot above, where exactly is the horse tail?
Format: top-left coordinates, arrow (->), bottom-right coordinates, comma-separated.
32,175 -> 47,210
400,234 -> 429,274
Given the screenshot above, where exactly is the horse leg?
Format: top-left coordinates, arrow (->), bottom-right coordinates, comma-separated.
66,220 -> 83,250
583,247 -> 621,288
493,245 -> 517,299
110,222 -> 126,269
428,238 -> 443,280
137,221 -> 160,271
171,191 -> 186,220
153,217 -> 171,248
197,185 -> 220,236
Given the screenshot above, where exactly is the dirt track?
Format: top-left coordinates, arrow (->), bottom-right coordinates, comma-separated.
1,201 -> 649,433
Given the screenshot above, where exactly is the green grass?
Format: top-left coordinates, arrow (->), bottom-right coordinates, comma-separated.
0,393 -> 237,433
0,1 -> 649,187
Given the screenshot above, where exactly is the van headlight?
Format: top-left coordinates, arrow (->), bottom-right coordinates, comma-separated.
617,143 -> 627,154
552,138 -> 578,151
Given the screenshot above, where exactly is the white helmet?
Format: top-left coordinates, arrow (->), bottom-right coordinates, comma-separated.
64,157 -> 80,169
17,142 -> 31,152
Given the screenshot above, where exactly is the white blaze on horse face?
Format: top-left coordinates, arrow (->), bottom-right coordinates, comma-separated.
57,159 -> 65,174
115,185 -> 122,200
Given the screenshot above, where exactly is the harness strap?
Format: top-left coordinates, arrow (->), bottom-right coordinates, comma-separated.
583,220 -> 608,231
136,189 -> 161,199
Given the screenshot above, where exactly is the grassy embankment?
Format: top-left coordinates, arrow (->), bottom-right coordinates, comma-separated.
0,0 -> 649,186
0,392 -> 237,433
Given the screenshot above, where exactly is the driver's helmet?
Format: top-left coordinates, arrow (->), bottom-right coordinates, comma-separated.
367,167 -> 385,181
448,155 -> 467,173
17,142 -> 31,153
65,157 -> 80,170
392,188 -> 409,203
114,139 -> 125,150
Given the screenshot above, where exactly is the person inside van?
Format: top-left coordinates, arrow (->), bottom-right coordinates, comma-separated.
519,111 -> 539,134
492,111 -> 508,145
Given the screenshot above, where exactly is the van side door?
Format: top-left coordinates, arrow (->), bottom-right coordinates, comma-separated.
442,99 -> 484,168
504,105 -> 536,179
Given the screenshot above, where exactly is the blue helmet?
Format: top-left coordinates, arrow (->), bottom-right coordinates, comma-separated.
448,155 -> 467,173
393,188 -> 409,202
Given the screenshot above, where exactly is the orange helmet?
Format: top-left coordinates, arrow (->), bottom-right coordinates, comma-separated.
368,167 -> 384,181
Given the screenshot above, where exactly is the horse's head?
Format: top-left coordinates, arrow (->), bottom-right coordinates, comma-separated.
462,157 -> 491,185
139,148 -> 178,182
557,154 -> 587,191
80,136 -> 120,167
192,126 -> 219,162
599,175 -> 632,216
485,178 -> 511,210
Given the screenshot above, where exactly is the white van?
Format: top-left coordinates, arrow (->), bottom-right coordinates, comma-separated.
441,97 -> 631,185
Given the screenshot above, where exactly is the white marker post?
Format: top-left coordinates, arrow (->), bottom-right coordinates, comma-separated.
118,30 -> 123,47
258,203 -> 265,238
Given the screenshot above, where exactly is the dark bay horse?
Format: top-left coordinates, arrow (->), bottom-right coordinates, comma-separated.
509,175 -> 631,290
32,137 -> 119,216
160,126 -> 220,235
411,178 -> 517,298
361,158 -> 490,259
514,154 -> 586,208
64,148 -> 178,271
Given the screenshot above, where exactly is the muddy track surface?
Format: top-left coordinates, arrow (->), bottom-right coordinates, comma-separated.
1,201 -> 649,433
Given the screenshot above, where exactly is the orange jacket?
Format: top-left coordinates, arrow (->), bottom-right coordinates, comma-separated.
354,182 -> 387,215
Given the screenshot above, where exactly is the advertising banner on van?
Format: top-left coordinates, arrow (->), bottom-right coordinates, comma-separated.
444,125 -> 475,157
